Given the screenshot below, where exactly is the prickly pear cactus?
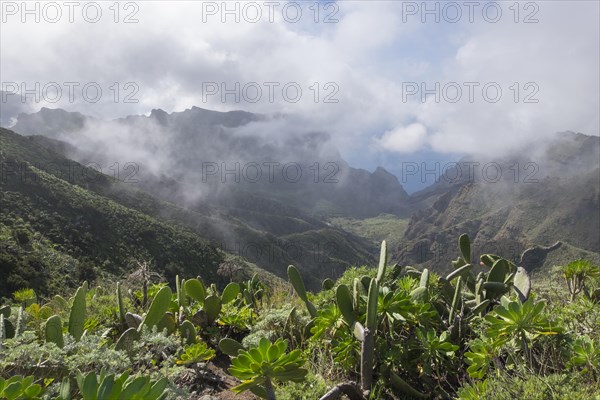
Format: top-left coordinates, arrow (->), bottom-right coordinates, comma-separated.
116,327 -> 140,353
117,282 -> 126,327
203,295 -> 222,324
459,234 -> 471,264
336,284 -> 355,326
449,277 -> 462,321
179,320 -> 197,345
0,314 -> 5,350
45,315 -> 64,348
221,282 -> 240,304
184,279 -> 206,304
219,337 -> 245,356
68,282 -> 88,341
322,278 -> 335,291
513,267 -> 531,301
140,286 -> 172,330
0,305 -> 10,319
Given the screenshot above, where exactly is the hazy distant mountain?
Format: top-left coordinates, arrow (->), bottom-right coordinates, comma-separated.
0,126 -> 377,292
0,91 -> 34,127
398,132 -> 600,273
13,107 -> 411,219
8,107 -> 599,284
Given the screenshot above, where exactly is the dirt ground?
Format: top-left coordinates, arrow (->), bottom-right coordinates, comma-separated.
175,355 -> 259,400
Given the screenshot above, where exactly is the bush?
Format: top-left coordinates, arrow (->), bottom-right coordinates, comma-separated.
459,371 -> 600,400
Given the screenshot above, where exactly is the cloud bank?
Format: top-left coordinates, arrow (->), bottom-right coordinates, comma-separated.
1,1 -> 598,164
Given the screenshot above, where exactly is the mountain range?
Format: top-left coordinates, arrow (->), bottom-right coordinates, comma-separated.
1,106 -> 598,298
400,132 -> 600,274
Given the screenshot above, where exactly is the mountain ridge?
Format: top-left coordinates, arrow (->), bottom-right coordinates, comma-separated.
398,132 -> 600,273
0,126 -> 377,296
11,107 -> 411,218
4,107 -> 599,291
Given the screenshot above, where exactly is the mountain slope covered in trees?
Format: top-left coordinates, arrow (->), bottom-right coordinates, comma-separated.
0,127 -> 377,297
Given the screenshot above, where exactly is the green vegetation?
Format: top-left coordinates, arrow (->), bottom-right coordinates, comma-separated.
175,342 -> 216,366
0,127 -> 376,296
71,369 -> 168,400
0,375 -> 42,399
561,259 -> 599,301
0,148 -> 224,297
328,214 -> 408,250
224,338 -> 308,399
0,234 -> 596,399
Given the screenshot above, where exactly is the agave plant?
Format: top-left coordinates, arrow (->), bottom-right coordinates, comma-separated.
228,338 -> 308,400
176,341 -> 216,365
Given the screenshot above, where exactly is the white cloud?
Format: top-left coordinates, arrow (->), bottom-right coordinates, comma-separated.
418,1 -> 600,155
1,0 -> 598,163
376,123 -> 427,153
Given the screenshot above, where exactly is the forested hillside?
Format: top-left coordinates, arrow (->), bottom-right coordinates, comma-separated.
0,128 -> 224,297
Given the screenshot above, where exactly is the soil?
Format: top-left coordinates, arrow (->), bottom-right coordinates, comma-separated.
175,354 -> 259,400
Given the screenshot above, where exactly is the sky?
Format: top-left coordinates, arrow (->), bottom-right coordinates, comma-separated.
1,0 -> 599,192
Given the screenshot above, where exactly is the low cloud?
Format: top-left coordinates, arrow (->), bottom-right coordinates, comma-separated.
1,1 -> 598,168
376,123 -> 427,153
